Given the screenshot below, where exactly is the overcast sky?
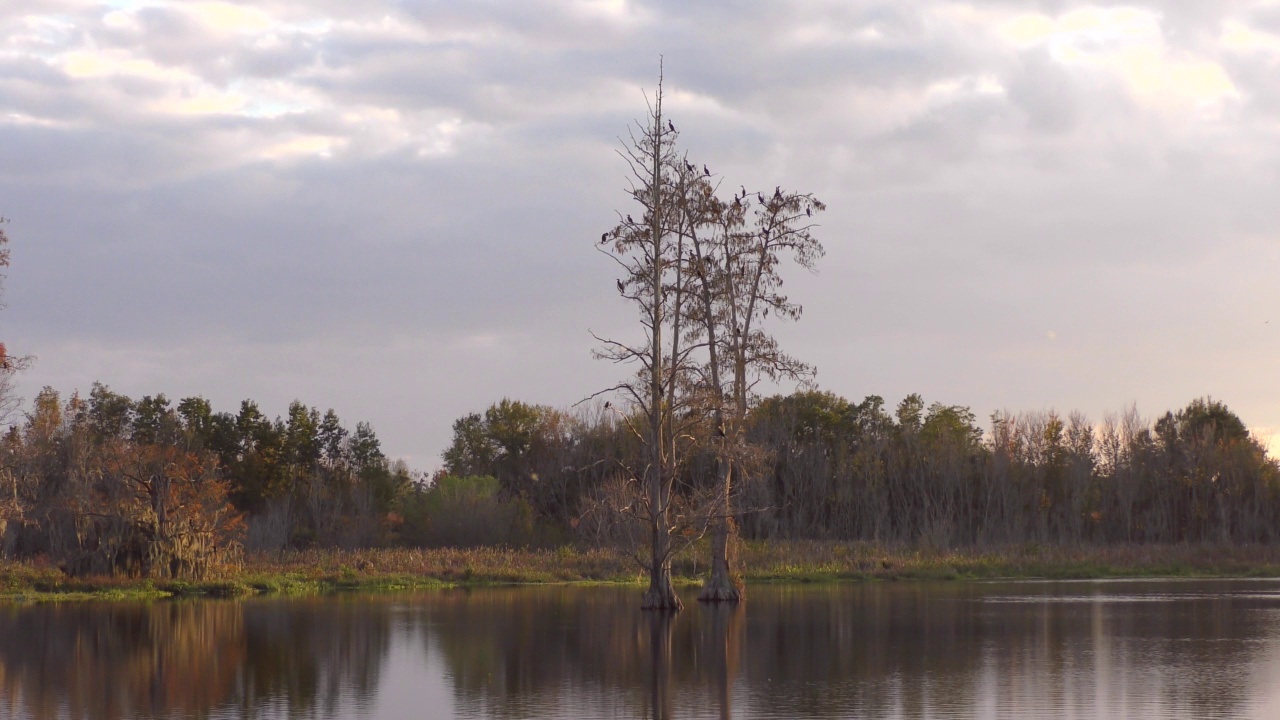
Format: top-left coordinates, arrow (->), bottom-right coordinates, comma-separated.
4,0 -> 1280,467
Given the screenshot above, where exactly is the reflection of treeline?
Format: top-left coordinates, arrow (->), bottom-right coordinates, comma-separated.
0,583 -> 1261,719
424,585 -> 1260,720
416,587 -> 741,719
0,598 -> 392,720
0,602 -> 246,720
438,393 -> 1280,547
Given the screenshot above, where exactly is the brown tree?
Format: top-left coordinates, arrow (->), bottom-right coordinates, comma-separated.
594,69 -> 701,610
0,218 -> 32,552
675,168 -> 825,601
0,217 -> 31,424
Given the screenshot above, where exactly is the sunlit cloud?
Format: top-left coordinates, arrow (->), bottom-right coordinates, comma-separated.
260,134 -> 345,159
1221,19 -> 1280,57
184,2 -> 274,34
997,7 -> 1239,115
101,9 -> 139,30
0,112 -> 73,128
60,48 -> 191,82
149,92 -> 247,116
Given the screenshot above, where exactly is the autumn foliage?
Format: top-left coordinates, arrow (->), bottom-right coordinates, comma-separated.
3,388 -> 244,579
1,382 -> 414,578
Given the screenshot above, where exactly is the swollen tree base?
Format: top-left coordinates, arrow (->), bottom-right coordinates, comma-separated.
697,561 -> 743,603
641,570 -> 684,611
698,515 -> 743,603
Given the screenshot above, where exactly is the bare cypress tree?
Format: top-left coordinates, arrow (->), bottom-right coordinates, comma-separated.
593,69 -> 698,611
681,182 -> 825,602
0,216 -> 31,425
594,69 -> 825,606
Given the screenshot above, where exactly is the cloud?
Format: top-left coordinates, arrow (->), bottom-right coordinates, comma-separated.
3,0 -> 1280,464
996,6 -> 1239,117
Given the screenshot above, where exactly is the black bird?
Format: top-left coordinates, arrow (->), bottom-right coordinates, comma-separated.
774,186 -> 782,199
600,232 -> 609,243
668,120 -> 675,132
703,165 -> 710,176
686,161 -> 694,173
627,214 -> 634,223
757,193 -> 764,204
733,196 -> 741,209
604,400 -> 611,409
806,207 -> 812,217
616,279 -> 625,293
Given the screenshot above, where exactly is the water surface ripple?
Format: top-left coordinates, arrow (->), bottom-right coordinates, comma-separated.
4,578 -> 1280,719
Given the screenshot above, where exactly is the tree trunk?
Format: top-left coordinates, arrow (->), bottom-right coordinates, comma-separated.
699,454 -> 742,603
640,504 -> 680,604
640,70 -> 681,614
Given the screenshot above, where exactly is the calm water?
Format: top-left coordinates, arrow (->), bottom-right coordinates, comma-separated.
4,579 -> 1280,719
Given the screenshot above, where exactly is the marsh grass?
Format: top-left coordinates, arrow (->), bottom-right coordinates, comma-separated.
6,541 -> 1280,602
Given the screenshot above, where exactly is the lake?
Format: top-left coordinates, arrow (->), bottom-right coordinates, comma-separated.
3,579 -> 1280,719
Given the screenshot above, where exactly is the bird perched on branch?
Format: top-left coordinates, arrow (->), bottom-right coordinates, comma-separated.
774,186 -> 782,199
627,214 -> 633,223
757,193 -> 764,204
616,279 -> 625,293
668,120 -> 675,133
703,165 -> 710,176
600,232 -> 609,244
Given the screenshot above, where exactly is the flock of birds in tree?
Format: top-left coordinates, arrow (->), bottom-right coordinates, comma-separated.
596,120 -> 814,250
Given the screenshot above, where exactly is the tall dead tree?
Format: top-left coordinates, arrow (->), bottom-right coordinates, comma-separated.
593,69 -> 700,611
0,217 -> 31,425
0,217 -> 31,551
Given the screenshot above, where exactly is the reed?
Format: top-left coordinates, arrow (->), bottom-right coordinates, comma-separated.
6,541 -> 1280,602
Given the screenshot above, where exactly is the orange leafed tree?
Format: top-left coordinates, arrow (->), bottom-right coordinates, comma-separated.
60,440 -> 244,579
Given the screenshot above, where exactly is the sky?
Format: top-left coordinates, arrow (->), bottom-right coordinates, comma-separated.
3,0 -> 1280,468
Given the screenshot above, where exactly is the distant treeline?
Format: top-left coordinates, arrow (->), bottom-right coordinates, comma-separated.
2,384 -> 1277,580
437,393 -> 1280,548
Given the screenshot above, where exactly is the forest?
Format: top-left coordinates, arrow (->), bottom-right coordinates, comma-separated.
2,383 -> 1276,579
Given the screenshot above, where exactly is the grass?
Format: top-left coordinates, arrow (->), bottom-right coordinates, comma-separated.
6,541 -> 1280,603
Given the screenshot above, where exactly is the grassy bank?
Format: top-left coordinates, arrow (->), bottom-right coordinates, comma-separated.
6,541 -> 1280,602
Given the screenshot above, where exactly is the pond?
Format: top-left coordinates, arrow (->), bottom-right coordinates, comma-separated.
3,579 -> 1280,719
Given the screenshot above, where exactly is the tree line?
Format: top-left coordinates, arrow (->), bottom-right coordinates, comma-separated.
439,392 -> 1280,549
4,380 -> 1271,580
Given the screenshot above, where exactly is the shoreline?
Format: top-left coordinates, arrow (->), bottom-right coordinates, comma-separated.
5,541 -> 1280,603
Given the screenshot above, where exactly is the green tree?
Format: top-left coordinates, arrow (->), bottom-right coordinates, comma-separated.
442,413 -> 495,477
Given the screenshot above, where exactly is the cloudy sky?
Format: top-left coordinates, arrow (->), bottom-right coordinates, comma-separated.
3,0 -> 1280,466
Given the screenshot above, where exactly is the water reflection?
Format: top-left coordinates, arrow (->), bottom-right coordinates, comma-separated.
2,580 -> 1280,719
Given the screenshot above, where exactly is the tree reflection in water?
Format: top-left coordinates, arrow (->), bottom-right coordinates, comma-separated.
0,581 -> 1278,719
0,597 -> 394,720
